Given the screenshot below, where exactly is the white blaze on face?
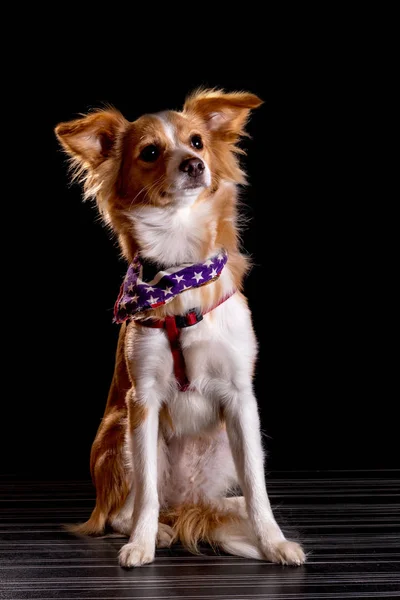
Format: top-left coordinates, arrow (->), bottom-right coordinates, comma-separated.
155,111 -> 176,146
154,112 -> 212,203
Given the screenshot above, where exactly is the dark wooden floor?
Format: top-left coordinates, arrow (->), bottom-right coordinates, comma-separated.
1,472 -> 399,599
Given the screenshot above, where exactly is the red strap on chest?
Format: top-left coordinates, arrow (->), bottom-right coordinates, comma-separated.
164,316 -> 190,391
135,292 -> 235,391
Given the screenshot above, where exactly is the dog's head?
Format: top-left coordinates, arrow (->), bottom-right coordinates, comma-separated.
55,90 -> 262,258
56,89 -> 262,204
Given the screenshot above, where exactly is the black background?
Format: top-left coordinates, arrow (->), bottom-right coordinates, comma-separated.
3,53 -> 396,480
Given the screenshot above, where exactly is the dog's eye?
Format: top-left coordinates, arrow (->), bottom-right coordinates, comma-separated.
139,145 -> 160,162
191,135 -> 203,150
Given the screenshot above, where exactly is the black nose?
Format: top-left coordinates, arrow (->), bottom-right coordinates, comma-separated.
179,158 -> 205,178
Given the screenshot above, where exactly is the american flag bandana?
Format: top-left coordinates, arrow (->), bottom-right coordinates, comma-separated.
114,249 -> 228,323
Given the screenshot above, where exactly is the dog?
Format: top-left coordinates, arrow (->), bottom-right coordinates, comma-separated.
55,89 -> 306,568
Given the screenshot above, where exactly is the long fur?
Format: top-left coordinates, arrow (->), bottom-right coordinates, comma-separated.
160,502 -> 241,554
56,90 -> 306,567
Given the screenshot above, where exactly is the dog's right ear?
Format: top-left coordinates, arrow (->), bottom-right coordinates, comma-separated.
55,109 -> 128,169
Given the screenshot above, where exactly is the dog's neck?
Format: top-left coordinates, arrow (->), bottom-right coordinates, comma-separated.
125,185 -> 232,268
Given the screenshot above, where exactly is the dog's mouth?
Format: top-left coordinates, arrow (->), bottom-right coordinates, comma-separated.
160,182 -> 206,198
182,181 -> 205,190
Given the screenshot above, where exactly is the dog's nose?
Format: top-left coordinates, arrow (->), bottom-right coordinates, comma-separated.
179,158 -> 205,178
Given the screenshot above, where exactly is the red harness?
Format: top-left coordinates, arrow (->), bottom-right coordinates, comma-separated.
135,292 -> 235,391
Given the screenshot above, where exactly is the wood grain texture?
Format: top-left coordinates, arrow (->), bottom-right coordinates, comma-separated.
1,472 -> 399,599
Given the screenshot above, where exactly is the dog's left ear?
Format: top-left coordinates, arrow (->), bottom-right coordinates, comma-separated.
55,109 -> 128,169
184,89 -> 263,140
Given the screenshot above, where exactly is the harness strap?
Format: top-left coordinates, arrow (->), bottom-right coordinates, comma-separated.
135,291 -> 235,391
165,316 -> 190,391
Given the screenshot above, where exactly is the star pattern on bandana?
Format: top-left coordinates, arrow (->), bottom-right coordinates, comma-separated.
114,249 -> 228,323
192,272 -> 203,283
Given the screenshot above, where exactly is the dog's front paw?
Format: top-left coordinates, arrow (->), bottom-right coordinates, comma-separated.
263,540 -> 306,566
119,540 -> 155,568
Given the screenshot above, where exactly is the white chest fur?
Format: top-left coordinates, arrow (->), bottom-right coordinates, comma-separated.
127,292 -> 257,436
127,199 -> 216,266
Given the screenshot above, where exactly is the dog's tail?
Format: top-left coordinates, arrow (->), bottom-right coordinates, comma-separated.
160,498 -> 263,559
67,504 -> 109,536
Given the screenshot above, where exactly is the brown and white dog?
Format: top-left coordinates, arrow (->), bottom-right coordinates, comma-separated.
55,89 -> 306,568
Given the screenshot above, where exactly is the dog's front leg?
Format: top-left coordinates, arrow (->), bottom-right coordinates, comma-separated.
224,388 -> 306,565
119,389 -> 160,568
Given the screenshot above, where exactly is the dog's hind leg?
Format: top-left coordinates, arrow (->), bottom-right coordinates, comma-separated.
69,405 -> 130,536
109,441 -> 174,548
69,323 -> 131,536
210,497 -> 262,559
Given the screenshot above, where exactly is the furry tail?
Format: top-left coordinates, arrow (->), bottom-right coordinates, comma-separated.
66,504 -> 108,536
160,499 -> 262,559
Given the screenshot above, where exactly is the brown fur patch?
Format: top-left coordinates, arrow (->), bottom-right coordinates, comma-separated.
66,505 -> 108,537
66,323 -> 132,536
104,322 -> 131,411
68,406 -> 130,536
117,115 -> 171,204
128,401 -> 148,431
